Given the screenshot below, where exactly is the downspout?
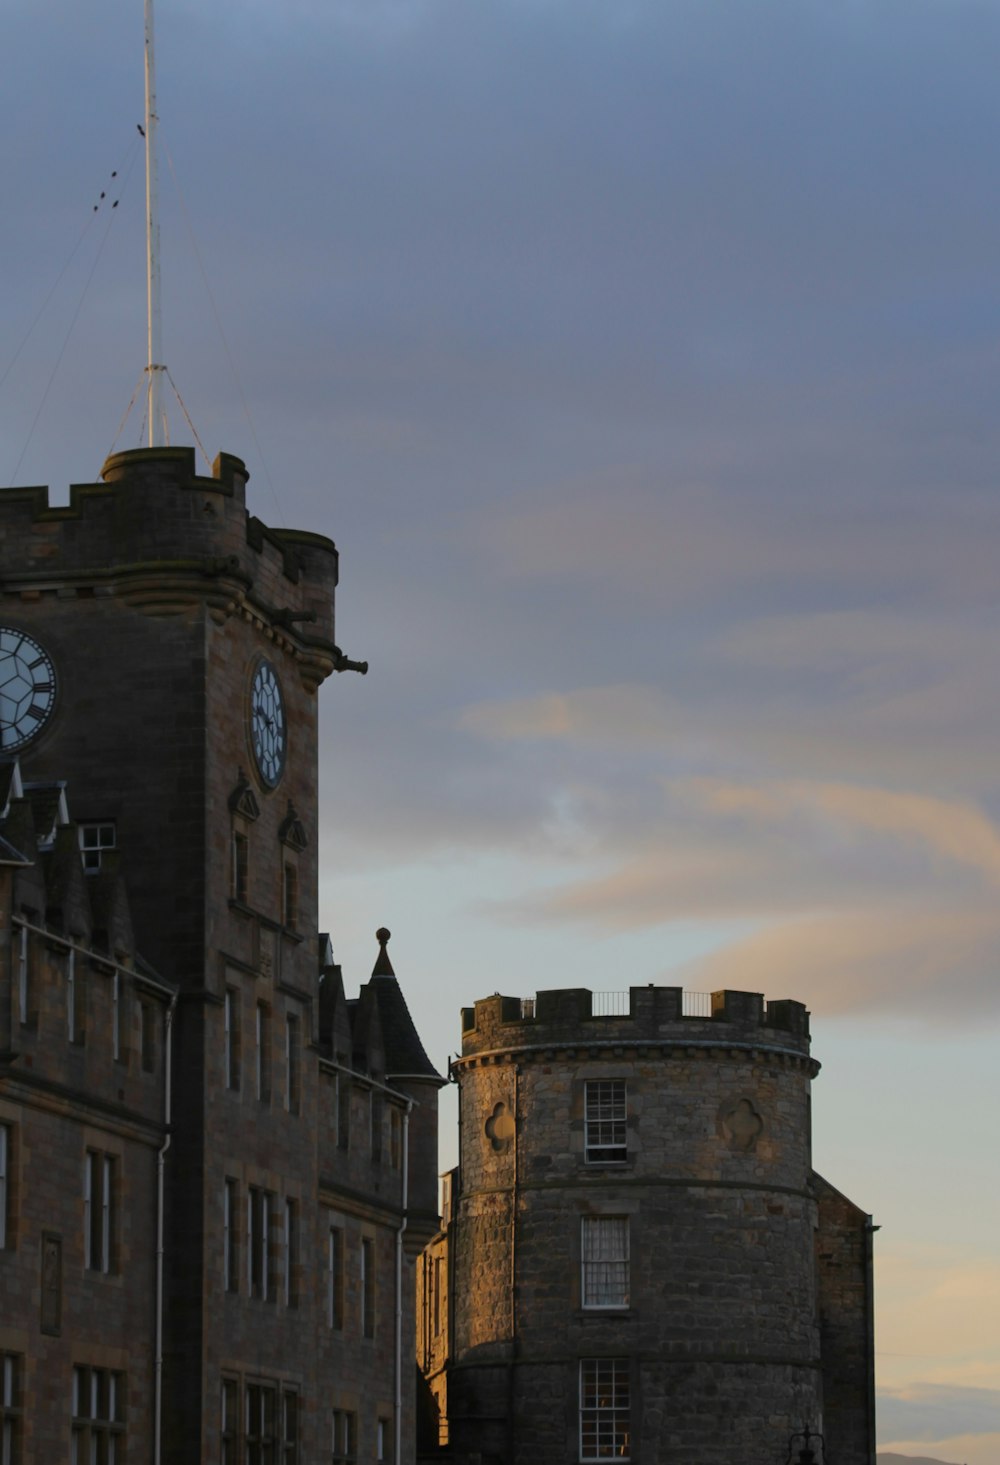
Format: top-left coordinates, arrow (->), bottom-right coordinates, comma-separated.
507,1063 -> 520,1463
864,1216 -> 879,1465
395,1098 -> 413,1465
154,992 -> 176,1465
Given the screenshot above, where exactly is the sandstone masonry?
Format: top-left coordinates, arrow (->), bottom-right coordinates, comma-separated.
418,985 -> 875,1465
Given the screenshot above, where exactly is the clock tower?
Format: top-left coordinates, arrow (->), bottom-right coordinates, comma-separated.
0,445 -> 439,1463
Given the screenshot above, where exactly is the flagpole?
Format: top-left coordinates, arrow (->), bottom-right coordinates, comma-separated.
144,0 -> 164,446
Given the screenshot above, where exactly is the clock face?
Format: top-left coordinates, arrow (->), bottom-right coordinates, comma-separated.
0,627 -> 57,752
249,660 -> 286,788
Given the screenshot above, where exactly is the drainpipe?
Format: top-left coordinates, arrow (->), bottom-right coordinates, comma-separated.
154,992 -> 176,1465
395,1098 -> 413,1465
507,1063 -> 520,1463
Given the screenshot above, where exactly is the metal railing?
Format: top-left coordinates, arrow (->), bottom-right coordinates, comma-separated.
590,990 -> 631,1017
511,989 -> 715,1019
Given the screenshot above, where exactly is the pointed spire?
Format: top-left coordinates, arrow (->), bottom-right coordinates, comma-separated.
372,926 -> 395,978
365,926 -> 443,1082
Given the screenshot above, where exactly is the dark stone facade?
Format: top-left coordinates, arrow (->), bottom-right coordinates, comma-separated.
418,986 -> 876,1465
0,448 -> 443,1463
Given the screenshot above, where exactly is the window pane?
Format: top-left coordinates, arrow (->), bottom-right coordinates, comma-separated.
585,1081 -> 627,1163
582,1217 -> 629,1307
580,1359 -> 630,1461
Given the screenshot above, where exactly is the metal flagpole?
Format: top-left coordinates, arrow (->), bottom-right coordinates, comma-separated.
144,0 -> 164,445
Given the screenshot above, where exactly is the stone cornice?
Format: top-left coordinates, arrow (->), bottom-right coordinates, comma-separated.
452,1037 -> 820,1077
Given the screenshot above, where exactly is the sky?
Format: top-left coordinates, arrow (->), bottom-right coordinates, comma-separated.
3,0 -> 999,1458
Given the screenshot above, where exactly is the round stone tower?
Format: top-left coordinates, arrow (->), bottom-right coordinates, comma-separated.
444,985 -> 825,1465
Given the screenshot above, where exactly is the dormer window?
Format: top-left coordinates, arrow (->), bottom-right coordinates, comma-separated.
79,822 -> 116,873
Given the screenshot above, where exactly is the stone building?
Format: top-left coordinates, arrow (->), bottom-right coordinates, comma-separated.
418,985 -> 875,1465
0,446 -> 443,1463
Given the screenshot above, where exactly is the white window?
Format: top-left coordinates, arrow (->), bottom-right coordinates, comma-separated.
584,1080 -> 627,1164
221,1378 -> 238,1465
71,1365 -> 124,1463
376,1417 -> 390,1463
0,1126 -> 8,1250
246,1382 -> 277,1461
580,1358 -> 630,1461
84,1152 -> 114,1273
79,822 -> 115,873
248,1187 -> 271,1300
332,1409 -> 356,1464
581,1217 -> 629,1308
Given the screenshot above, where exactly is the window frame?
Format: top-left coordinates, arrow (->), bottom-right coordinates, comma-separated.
361,1236 -> 375,1340
256,1003 -> 271,1104
327,1225 -> 344,1330
16,925 -> 30,1027
579,1357 -> 631,1463
224,987 -> 241,1091
247,1186 -> 272,1301
70,1365 -> 125,1464
245,1379 -> 277,1465
283,1198 -> 297,1309
224,1179 -> 239,1294
581,1217 -> 630,1310
280,1388 -> 298,1465
79,822 -> 116,874
0,1124 -> 9,1251
83,1150 -> 116,1274
331,1408 -> 357,1464
584,1080 -> 628,1166
1,1352 -> 22,1465
284,1014 -> 300,1114
221,1376 -> 239,1465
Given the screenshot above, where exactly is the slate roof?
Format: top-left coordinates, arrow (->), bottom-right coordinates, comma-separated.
367,928 -> 443,1082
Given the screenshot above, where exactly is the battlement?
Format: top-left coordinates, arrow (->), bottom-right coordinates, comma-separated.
459,985 -> 811,1058
0,448 -> 338,631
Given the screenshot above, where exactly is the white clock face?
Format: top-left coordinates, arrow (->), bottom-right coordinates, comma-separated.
250,660 -> 286,788
0,627 -> 56,752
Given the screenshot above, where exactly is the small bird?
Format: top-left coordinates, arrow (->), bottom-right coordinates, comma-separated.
137,123 -> 145,137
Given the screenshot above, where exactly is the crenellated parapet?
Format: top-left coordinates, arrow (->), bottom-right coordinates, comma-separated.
0,448 -> 349,688
457,984 -> 813,1071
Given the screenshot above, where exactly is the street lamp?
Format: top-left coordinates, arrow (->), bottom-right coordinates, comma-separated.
786,1425 -> 825,1464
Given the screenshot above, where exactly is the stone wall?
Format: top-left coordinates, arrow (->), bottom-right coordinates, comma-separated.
435,984 -> 873,1465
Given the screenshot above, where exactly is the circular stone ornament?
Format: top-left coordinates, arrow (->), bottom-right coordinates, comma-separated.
0,627 -> 57,752
249,659 -> 287,788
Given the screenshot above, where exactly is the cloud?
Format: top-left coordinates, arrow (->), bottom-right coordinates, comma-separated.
878,1384 -> 1000,1444
682,779 -> 1000,888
